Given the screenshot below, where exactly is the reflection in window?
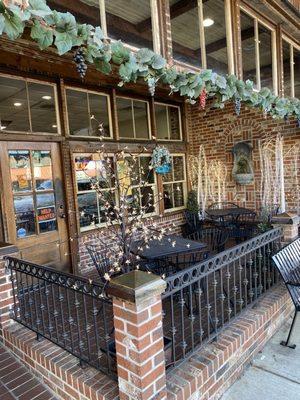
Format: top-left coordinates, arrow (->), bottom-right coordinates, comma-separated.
74,154 -> 116,231
9,151 -> 32,192
9,149 -> 57,238
295,49 -> 300,99
258,25 -> 273,90
241,11 -> 256,87
120,156 -> 156,215
203,0 -> 228,75
66,89 -> 111,138
283,41 -> 292,97
117,97 -> 149,139
0,76 -> 58,134
162,155 -> 186,211
155,104 -> 181,141
170,0 -> 202,68
105,0 -> 153,49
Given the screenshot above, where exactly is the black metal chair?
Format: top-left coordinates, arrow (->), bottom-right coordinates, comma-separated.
184,210 -> 203,235
139,258 -> 178,277
86,245 -> 114,284
187,227 -> 229,257
272,238 -> 300,349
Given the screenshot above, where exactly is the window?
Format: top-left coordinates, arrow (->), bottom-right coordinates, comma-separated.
162,155 -> 186,211
66,88 -> 112,138
105,0 -> 156,50
119,156 -> 157,215
240,10 -> 275,91
282,39 -> 300,99
74,154 -> 117,231
117,97 -> 150,139
9,150 -> 57,238
155,103 -> 182,141
0,75 -> 59,134
203,0 -> 228,75
170,0 -> 202,68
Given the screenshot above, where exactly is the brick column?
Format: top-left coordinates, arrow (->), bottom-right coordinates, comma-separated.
0,244 -> 19,340
108,270 -> 167,400
272,212 -> 300,242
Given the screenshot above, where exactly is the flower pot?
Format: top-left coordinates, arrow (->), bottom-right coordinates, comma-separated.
234,173 -> 254,185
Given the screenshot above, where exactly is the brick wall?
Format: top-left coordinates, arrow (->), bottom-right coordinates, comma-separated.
187,101 -> 300,213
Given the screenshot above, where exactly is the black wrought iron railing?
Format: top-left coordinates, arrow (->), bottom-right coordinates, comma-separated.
5,257 -> 117,379
162,227 -> 283,369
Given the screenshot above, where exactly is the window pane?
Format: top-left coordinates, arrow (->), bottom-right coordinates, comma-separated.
14,195 -> 36,237
173,156 -> 184,181
174,182 -> 184,207
117,98 -> 134,138
140,157 -> 154,184
133,101 -> 149,139
28,82 -> 58,133
0,76 -> 30,132
168,107 -> 181,140
36,193 -> 57,233
259,25 -> 273,90
155,104 -> 168,140
294,49 -> 300,99
283,41 -> 291,97
66,89 -> 90,136
162,166 -> 173,183
9,150 -> 32,192
241,12 -> 256,87
33,151 -> 53,191
89,93 -> 111,137
203,0 -> 228,75
106,0 -> 153,49
163,184 -> 174,210
170,0 -> 202,67
75,155 -> 94,191
141,186 -> 155,213
78,192 -> 99,229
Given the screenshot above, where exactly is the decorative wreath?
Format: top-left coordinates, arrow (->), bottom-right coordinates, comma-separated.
151,146 -> 172,174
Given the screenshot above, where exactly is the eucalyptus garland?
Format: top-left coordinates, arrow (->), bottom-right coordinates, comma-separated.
0,0 -> 300,122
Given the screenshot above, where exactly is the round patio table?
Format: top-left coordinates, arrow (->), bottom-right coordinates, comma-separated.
206,207 -> 255,221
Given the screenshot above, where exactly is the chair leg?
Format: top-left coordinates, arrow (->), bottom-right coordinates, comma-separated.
280,310 -> 298,349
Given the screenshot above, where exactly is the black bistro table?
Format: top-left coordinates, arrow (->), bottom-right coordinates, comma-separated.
134,235 -> 207,260
206,207 -> 254,222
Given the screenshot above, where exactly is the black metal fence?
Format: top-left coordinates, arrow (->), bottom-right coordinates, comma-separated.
162,227 -> 282,368
5,257 -> 117,379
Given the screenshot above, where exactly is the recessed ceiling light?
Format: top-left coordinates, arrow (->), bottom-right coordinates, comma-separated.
14,102 -> 22,107
42,95 -> 52,100
203,18 -> 214,27
0,125 -> 6,130
52,124 -> 57,128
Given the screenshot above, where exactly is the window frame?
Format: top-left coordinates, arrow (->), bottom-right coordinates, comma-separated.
170,0 -> 234,75
64,86 -> 113,140
154,102 -> 183,142
116,96 -> 151,141
0,72 -> 61,136
162,153 -> 187,213
282,34 -> 300,98
100,0 -> 161,54
239,5 -> 278,94
73,152 -> 158,233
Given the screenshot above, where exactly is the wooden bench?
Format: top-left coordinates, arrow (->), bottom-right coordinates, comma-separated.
272,238 -> 300,349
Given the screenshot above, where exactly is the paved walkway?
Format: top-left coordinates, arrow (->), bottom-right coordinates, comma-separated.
222,313 -> 300,400
0,344 -> 57,400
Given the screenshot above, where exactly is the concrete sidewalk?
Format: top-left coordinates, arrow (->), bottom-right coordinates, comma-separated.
222,313 -> 300,400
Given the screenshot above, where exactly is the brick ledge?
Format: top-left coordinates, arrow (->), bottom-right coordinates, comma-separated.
2,324 -> 119,400
166,284 -> 293,400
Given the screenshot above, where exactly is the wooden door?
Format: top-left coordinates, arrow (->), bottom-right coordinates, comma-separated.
0,142 -> 70,271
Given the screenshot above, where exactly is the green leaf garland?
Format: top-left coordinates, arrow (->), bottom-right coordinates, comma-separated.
0,0 -> 299,122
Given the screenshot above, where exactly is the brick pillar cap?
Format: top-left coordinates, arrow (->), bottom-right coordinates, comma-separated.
272,212 -> 300,225
107,270 -> 166,303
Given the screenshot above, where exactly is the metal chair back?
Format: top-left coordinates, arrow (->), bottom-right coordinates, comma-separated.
86,245 -> 112,283
188,227 -> 229,254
